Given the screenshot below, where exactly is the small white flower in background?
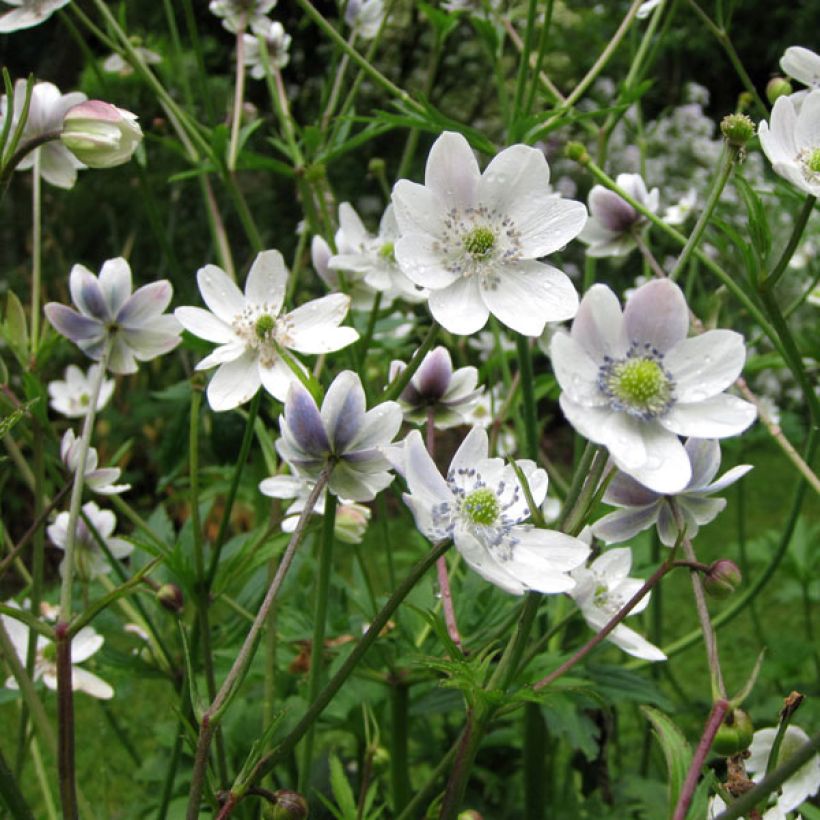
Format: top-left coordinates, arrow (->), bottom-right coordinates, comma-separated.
0,79 -> 86,189
466,329 -> 516,362
389,346 -> 483,429
441,0 -> 501,17
758,89 -> 820,197
60,430 -> 130,496
578,173 -> 659,258
48,364 -> 115,417
244,20 -> 291,77
176,250 -> 358,411
388,427 -> 589,595
592,438 -> 752,546
0,0 -> 70,33
636,0 -> 664,19
707,795 -> 785,819
259,474 -> 371,543
209,0 -> 276,34
746,725 -> 820,815
550,279 -> 756,493
780,46 -> 820,101
45,257 -> 182,374
60,100 -> 142,168
344,0 -> 385,39
460,384 -> 517,457
570,547 -> 666,661
391,131 -> 586,336
47,500 -> 133,581
663,188 -> 697,226
330,202 -> 428,307
102,47 -> 162,76
277,371 -> 403,501
808,282 -> 820,307
1,605 -> 113,699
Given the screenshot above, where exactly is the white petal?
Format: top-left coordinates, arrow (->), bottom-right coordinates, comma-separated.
606,623 -> 666,661
175,306 -> 235,343
685,438 -> 721,489
197,264 -> 245,323
347,402 -> 403,452
480,261 -> 578,336
424,131 -> 480,209
623,279 -> 688,352
592,505 -> 660,544
71,667 -> 114,699
98,257 -> 132,315
391,179 -> 449,237
395,233 -> 460,289
591,546 -> 633,583
38,144 -> 82,189
206,352 -> 262,411
550,331 -> 608,406
403,430 -> 452,508
665,330 -> 746,401
795,89 -> 820,150
455,529 -> 528,595
702,463 -> 753,494
259,474 -> 308,499
450,427 -> 489,477
781,46 -> 820,87
616,421 -> 691,494
259,356 -> 301,402
71,627 -> 104,662
285,294 -> 358,353
660,394 -> 756,438
428,276 -> 488,335
245,250 -> 287,314
570,284 -> 629,360
196,341 -> 246,370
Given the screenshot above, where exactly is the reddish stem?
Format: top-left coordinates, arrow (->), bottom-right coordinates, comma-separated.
56,622 -> 78,820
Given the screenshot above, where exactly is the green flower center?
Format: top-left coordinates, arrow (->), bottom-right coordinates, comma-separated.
379,242 -> 396,262
79,393 -> 90,407
462,487 -> 499,526
463,226 -> 496,258
808,147 -> 820,174
603,355 -> 673,418
254,314 -> 276,339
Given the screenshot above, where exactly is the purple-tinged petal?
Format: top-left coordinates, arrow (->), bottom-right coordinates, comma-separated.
623,279 -> 688,353
347,401 -> 403,452
321,371 -> 366,452
570,284 -> 629,360
603,470 -> 660,507
98,258 -> 132,315
285,382 -> 330,455
679,495 -> 726,526
116,281 -> 173,327
413,347 -> 453,400
685,438 -> 721,489
592,504 -> 660,544
44,303 -> 103,343
107,335 -> 138,374
589,186 -> 638,232
69,264 -> 109,320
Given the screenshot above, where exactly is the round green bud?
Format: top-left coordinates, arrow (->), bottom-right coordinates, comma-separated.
766,76 -> 793,104
267,790 -> 308,820
564,141 -> 590,165
720,113 -> 756,147
712,709 -> 754,756
704,560 -> 742,599
368,157 -> 386,175
157,583 -> 184,613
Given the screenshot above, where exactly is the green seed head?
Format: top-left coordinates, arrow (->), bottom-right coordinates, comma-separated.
720,113 -> 756,147
608,357 -> 671,415
255,314 -> 276,339
463,226 -> 495,258
462,487 -> 499,526
379,242 -> 396,262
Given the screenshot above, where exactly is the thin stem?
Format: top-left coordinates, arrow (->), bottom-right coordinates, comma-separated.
0,131 -> 61,194
228,19 -> 248,171
515,334 -> 538,461
30,151 -> 42,354
380,323 -> 439,402
762,195 -> 816,290
56,625 -> 77,819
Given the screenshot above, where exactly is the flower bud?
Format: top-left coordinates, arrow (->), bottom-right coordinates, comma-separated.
267,790 -> 308,820
564,141 -> 590,165
704,560 -> 741,599
156,583 -> 184,613
61,100 -> 142,168
335,503 -> 371,544
458,812 -> 484,820
720,113 -> 755,147
712,709 -> 753,756
766,76 -> 793,104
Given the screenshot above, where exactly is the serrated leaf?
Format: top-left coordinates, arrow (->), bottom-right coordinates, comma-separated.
329,754 -> 357,820
641,705 -> 692,815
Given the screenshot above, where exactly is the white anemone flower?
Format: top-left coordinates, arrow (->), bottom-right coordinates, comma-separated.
209,0 -> 276,34
44,257 -> 181,374
389,427 -> 590,595
276,371 -> 403,501
0,0 -> 71,33
391,131 -> 586,336
0,79 -> 86,188
780,46 -> 820,101
758,89 -> 820,197
102,47 -> 162,76
578,173 -> 659,258
592,438 -> 752,546
663,188 -> 697,226
2,606 -> 113,699
48,364 -> 115,417
344,0 -> 385,39
175,250 -> 359,411
550,279 -> 756,494
48,501 -> 132,581
569,547 -> 666,661
329,202 -> 428,307
60,430 -> 130,496
636,0 -> 664,19
244,20 -> 291,77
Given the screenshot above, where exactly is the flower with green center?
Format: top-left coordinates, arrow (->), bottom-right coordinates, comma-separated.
391,131 -> 587,336
387,427 -> 589,595
175,250 -> 359,411
759,89 -> 820,196
48,364 -> 115,418
551,279 -> 756,493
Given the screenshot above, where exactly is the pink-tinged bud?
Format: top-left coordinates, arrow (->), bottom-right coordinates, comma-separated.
704,560 -> 742,599
335,503 -> 371,544
156,583 -> 184,613
61,100 -> 142,168
267,790 -> 308,819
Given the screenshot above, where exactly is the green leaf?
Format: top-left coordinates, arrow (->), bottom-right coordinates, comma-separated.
328,754 -> 358,820
733,174 -> 771,267
641,705 -> 692,815
418,1 -> 458,38
0,399 -> 37,440
3,291 -> 28,362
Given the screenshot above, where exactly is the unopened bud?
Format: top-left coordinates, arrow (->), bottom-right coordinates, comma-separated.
458,812 -> 484,820
335,503 -> 371,544
704,560 -> 741,599
61,100 -> 142,168
720,113 -> 756,148
268,790 -> 308,820
564,141 -> 590,165
156,583 -> 184,613
712,709 -> 753,756
368,157 -> 386,176
766,76 -> 793,104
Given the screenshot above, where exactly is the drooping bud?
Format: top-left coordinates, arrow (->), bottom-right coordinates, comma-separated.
267,790 -> 309,820
720,113 -> 756,148
61,100 -> 143,168
712,709 -> 754,756
766,76 -> 793,104
704,559 -> 741,599
156,583 -> 184,613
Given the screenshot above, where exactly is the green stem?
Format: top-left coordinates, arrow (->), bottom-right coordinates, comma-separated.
389,678 -> 411,813
380,323 -> 439,402
515,334 -> 538,461
30,151 -> 42,354
298,493 -> 337,792
511,0 -> 539,129
227,20 -> 248,172
762,195 -> 816,290
0,743 -> 34,820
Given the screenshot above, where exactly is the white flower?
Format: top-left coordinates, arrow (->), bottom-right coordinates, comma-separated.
60,100 -> 142,168
578,173 -> 659,258
44,257 -> 182,374
663,188 -> 697,226
48,364 -> 114,417
389,346 -> 483,428
244,20 -> 291,77
47,501 -> 132,581
102,47 -> 162,76
466,329 -> 516,362
460,384 -> 517,456
389,427 -> 589,595
329,202 -> 428,307
636,0 -> 663,19
2,605 -> 113,699
758,89 -> 820,197
0,79 -> 86,188
60,430 -> 130,496
592,439 -> 752,546
344,0 -> 385,39
258,474 -> 371,543
175,250 -> 359,411
570,547 -> 666,661
391,131 -> 586,336
707,795 -> 785,819
0,0 -> 71,33
550,279 -> 756,493
209,0 -> 276,34
276,371 -> 403,501
747,726 -> 820,814
780,46 -> 820,96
